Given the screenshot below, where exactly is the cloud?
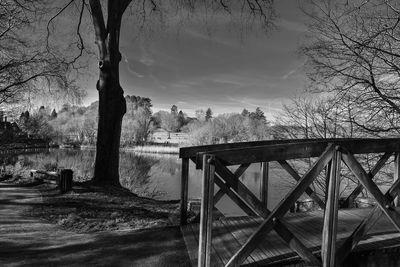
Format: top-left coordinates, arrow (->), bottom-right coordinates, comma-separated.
281,69 -> 297,80
121,51 -> 145,78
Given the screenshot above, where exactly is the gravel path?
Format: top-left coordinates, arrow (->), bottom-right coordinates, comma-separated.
0,183 -> 190,266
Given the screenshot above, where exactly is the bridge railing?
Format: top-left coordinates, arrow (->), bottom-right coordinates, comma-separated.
180,138 -> 400,267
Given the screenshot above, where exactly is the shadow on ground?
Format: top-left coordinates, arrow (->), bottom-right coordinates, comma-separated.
0,184 -> 190,267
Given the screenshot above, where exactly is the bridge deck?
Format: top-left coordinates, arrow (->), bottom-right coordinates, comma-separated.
181,208 -> 400,266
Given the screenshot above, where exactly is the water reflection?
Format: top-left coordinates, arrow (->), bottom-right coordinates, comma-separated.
1,149 -> 297,216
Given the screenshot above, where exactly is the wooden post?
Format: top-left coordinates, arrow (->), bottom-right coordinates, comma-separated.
322,149 -> 341,267
394,153 -> 400,207
180,157 -> 189,225
325,161 -> 332,205
260,162 -> 269,208
198,154 -> 215,267
59,169 -> 73,193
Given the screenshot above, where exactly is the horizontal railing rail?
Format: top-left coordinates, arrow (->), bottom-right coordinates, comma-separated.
194,138 -> 400,168
179,138 -> 368,159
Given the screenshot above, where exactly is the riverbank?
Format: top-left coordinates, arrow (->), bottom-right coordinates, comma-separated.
0,181 -> 190,266
80,144 -> 180,154
0,141 -> 48,150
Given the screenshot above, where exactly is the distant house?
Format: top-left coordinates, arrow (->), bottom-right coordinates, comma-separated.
0,112 -> 23,143
150,128 -> 188,144
0,115 -> 15,133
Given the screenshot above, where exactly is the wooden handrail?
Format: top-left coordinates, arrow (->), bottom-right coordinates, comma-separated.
179,137 -> 368,158
195,138 -> 400,168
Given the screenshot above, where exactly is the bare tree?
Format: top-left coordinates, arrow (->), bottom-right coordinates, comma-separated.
43,0 -> 276,187
301,0 -> 400,136
0,1 -> 82,106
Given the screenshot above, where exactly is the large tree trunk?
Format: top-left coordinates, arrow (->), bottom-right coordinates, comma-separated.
89,0 -> 127,187
92,69 -> 126,186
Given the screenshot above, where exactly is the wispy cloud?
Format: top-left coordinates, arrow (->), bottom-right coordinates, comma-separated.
121,51 -> 144,78
281,59 -> 306,80
281,69 -> 297,80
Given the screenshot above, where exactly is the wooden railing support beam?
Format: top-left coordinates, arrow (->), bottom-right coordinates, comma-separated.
336,178 -> 400,265
214,163 -> 250,204
394,153 -> 400,207
198,154 -> 215,267
261,162 -> 269,208
322,149 -> 341,267
278,160 -> 325,209
342,150 -> 400,232
180,157 -> 189,225
343,152 -> 391,208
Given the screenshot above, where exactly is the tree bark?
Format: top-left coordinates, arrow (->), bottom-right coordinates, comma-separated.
92,71 -> 126,186
89,0 -> 127,187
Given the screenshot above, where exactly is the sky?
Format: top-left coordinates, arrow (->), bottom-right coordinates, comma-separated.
82,0 -> 309,121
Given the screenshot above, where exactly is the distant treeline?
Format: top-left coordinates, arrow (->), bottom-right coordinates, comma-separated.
11,95 -> 278,146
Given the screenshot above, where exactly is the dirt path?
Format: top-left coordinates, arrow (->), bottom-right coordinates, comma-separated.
0,183 -> 190,266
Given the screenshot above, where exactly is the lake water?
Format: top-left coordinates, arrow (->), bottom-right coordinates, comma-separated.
1,149 -> 307,216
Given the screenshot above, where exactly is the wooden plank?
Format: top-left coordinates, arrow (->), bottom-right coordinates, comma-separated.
225,144 -> 335,266
180,157 -> 190,225
195,138 -> 400,168
260,162 -> 269,207
198,154 -> 215,267
273,219 -> 320,265
336,178 -> 400,265
344,152 -> 392,208
342,149 -> 400,232
278,160 -> 325,209
181,209 -> 400,267
336,207 -> 383,264
212,220 -> 256,266
249,217 -> 294,263
191,223 -> 224,267
225,217 -> 271,263
181,225 -> 199,267
321,150 -> 341,267
285,213 -> 322,249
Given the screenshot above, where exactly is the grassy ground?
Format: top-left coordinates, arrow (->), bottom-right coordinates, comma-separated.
0,175 -> 191,266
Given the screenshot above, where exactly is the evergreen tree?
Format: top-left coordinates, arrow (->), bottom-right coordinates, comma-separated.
51,109 -> 58,119
205,108 -> 213,121
241,108 -> 250,117
171,105 -> 178,116
178,110 -> 186,130
250,107 -> 266,122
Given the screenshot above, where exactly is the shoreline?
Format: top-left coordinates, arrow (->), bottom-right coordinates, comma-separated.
81,144 -> 180,154
1,143 -> 182,155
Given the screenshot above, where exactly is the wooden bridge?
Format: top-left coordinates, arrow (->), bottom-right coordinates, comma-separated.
179,138 -> 400,266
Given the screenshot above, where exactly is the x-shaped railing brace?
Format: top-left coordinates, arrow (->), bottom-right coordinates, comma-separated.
335,149 -> 400,266
195,152 -> 327,265
224,144 -> 336,266
343,152 -> 392,208
212,160 -> 321,265
199,144 -> 400,267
